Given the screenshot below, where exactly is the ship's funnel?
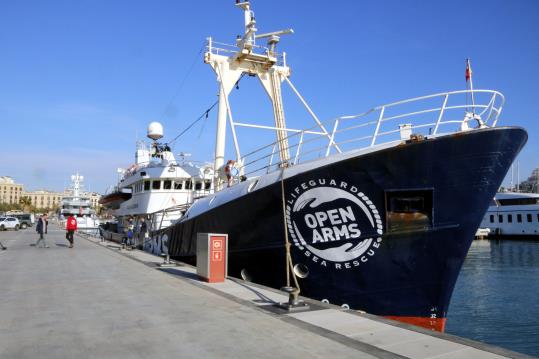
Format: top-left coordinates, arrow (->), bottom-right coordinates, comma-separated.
147,122 -> 164,141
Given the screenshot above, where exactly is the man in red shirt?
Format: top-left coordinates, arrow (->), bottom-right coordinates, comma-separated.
66,215 -> 78,248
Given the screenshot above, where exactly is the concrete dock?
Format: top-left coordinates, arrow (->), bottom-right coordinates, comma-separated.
0,226 -> 533,359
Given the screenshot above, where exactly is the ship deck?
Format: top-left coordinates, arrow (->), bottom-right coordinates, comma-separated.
0,226 -> 532,359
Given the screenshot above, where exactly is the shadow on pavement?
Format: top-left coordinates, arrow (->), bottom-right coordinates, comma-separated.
158,268 -> 199,280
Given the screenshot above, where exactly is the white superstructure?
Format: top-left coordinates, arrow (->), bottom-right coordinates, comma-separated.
60,173 -> 100,232
102,123 -> 214,247
480,192 -> 539,236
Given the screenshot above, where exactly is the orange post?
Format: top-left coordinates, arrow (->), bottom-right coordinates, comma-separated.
196,233 -> 228,283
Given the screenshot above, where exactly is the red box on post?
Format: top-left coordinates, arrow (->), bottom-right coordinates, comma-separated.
196,233 -> 228,283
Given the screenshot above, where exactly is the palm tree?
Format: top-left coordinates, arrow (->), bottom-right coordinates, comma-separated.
19,196 -> 32,212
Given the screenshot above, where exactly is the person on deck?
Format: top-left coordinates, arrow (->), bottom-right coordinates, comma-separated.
66,214 -> 77,248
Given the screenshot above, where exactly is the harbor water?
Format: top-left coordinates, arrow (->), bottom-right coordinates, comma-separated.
446,239 -> 539,357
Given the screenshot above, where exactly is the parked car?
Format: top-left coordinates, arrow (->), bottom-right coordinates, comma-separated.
0,217 -> 20,231
8,213 -> 34,229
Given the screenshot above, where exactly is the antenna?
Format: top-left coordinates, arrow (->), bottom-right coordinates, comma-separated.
517,161 -> 520,192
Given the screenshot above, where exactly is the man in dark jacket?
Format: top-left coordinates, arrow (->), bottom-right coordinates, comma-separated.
35,215 -> 49,248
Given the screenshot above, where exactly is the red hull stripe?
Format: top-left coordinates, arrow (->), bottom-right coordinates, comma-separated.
384,316 -> 447,332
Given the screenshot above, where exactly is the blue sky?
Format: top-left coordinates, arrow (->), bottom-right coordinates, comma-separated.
1,0 -> 538,193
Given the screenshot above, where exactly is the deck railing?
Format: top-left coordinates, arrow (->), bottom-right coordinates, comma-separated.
236,89 -> 504,178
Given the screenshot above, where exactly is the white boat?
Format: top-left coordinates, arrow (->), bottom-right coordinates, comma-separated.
99,123 -> 214,251
479,192 -> 539,236
60,173 -> 100,234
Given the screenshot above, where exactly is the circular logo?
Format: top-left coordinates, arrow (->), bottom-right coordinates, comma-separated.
286,179 -> 383,270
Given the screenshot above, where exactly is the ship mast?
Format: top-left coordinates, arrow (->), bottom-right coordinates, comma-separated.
205,1 -> 340,190
71,172 -> 83,199
205,1 -> 294,189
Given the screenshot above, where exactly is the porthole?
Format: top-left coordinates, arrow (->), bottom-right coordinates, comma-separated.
240,269 -> 252,282
293,263 -> 309,279
341,303 -> 350,310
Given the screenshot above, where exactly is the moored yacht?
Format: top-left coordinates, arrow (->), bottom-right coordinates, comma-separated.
99,122 -> 214,252
60,173 -> 100,234
480,192 -> 539,236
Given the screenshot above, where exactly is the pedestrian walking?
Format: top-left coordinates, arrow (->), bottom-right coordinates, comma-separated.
139,217 -> 148,248
126,219 -> 134,247
35,215 -> 49,248
44,214 -> 49,234
66,214 -> 77,248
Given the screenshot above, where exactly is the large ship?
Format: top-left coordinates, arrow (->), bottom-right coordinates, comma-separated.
107,1 -> 526,332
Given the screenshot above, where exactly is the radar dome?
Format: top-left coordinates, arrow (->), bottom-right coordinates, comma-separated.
147,122 -> 164,141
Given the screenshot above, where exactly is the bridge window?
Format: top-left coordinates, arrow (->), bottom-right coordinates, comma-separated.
144,181 -> 150,191
195,181 -> 202,190
385,189 -> 433,233
517,214 -> 522,223
152,181 -> 161,190
163,180 -> 172,190
185,180 -> 193,190
499,215 -> 503,223
489,215 -> 494,223
204,180 -> 211,190
507,214 -> 513,223
174,181 -> 183,190
527,213 -> 532,222
498,198 -> 539,206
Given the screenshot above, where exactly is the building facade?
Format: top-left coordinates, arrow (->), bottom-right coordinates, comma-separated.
518,168 -> 539,193
1,175 -> 102,211
23,190 -> 101,211
23,190 -> 64,209
0,176 -> 23,205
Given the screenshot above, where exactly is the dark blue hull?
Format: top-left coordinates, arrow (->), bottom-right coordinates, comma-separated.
161,127 -> 527,330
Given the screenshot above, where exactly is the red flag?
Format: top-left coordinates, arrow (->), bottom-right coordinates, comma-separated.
465,61 -> 472,82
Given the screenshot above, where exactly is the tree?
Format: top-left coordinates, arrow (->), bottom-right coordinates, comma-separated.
19,196 -> 33,212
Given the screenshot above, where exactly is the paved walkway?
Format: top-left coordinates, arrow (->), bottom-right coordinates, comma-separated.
0,226 -> 532,359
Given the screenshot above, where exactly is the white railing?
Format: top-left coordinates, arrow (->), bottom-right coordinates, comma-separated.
206,38 -> 287,67
236,90 -> 504,178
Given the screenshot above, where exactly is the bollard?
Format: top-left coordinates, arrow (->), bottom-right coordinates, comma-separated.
159,253 -> 177,267
277,286 -> 310,312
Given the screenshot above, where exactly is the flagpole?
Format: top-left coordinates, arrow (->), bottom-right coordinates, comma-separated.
466,59 -> 476,114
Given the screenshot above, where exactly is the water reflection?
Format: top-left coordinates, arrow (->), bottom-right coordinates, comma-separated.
446,239 -> 539,357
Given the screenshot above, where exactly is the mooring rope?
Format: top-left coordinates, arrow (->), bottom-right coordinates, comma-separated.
279,164 -> 300,293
